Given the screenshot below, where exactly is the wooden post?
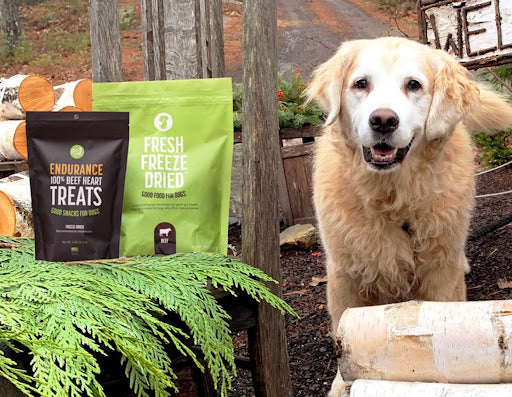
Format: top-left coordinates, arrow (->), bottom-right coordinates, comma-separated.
242,1 -> 293,396
89,0 -> 123,82
140,0 -> 224,80
210,0 -> 225,78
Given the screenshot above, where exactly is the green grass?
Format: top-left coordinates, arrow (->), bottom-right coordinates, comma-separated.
0,35 -> 34,63
41,26 -> 90,53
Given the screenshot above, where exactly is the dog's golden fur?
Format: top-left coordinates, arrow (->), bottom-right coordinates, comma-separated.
306,37 -> 512,336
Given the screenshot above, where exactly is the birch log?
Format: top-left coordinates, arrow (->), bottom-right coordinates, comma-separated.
0,120 -> 27,160
0,172 -> 32,237
0,75 -> 55,118
349,380 -> 512,397
53,79 -> 92,111
337,300 -> 512,383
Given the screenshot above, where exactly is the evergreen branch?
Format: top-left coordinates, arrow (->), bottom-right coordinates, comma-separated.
0,238 -> 297,396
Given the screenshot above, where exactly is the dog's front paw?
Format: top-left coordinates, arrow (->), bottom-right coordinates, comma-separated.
328,370 -> 347,397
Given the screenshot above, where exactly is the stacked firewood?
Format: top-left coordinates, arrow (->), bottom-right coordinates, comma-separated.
0,74 -> 91,236
0,74 -> 92,160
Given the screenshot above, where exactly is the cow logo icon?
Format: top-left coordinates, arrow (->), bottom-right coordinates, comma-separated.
154,112 -> 173,132
154,222 -> 176,255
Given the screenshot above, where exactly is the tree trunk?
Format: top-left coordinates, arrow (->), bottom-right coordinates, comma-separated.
140,0 -> 165,81
141,0 -> 224,80
89,0 -> 123,82
0,120 -> 26,160
0,0 -> 21,56
0,172 -> 32,237
337,300 -> 512,383
0,75 -> 55,119
350,380 -> 512,397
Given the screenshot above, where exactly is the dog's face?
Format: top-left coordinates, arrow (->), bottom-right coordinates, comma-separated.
307,37 -> 479,172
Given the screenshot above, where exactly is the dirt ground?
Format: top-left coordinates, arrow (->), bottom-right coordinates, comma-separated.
227,165 -> 512,397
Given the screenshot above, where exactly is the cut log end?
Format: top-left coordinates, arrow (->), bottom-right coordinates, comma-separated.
0,191 -> 16,236
13,121 -> 27,160
0,120 -> 27,160
18,75 -> 55,111
74,79 -> 92,111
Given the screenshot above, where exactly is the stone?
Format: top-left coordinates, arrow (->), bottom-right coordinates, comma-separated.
279,223 -> 318,249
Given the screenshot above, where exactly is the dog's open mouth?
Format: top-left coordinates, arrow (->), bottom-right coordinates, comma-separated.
362,141 -> 412,170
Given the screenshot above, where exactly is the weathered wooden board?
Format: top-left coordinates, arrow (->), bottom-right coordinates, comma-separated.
281,145 -> 316,224
418,0 -> 512,69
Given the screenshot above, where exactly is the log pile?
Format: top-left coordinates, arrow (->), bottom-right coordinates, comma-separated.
0,74 -> 92,236
0,75 -> 92,161
336,300 -> 512,396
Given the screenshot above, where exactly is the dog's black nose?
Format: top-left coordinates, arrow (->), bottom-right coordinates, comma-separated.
369,109 -> 399,134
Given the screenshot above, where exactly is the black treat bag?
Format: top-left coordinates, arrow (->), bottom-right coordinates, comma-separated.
26,112 -> 129,261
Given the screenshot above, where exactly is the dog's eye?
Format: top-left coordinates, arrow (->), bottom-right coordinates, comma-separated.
406,79 -> 422,91
353,78 -> 368,90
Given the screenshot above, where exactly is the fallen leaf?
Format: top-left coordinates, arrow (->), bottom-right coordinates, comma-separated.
498,279 -> 512,289
310,275 -> 328,287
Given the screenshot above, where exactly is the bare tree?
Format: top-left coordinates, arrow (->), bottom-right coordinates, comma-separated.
0,0 -> 22,56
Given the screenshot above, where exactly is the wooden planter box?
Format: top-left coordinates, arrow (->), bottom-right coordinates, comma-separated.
231,125 -> 321,226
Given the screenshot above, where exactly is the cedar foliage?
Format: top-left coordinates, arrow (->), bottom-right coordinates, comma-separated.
0,237 -> 296,397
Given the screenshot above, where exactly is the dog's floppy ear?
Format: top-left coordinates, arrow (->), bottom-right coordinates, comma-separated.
425,50 -> 479,140
305,41 -> 358,126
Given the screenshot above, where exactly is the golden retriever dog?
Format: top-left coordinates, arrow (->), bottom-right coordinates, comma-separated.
306,37 -> 512,396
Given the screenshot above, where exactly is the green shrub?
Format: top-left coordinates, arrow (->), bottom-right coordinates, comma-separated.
474,66 -> 512,166
233,70 -> 326,132
0,35 -> 34,63
474,131 -> 512,166
119,4 -> 137,30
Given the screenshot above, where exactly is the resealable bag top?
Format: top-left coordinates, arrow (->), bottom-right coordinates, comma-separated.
26,111 -> 129,261
93,78 -> 233,256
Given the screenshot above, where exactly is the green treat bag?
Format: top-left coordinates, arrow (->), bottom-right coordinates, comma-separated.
93,78 -> 233,256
